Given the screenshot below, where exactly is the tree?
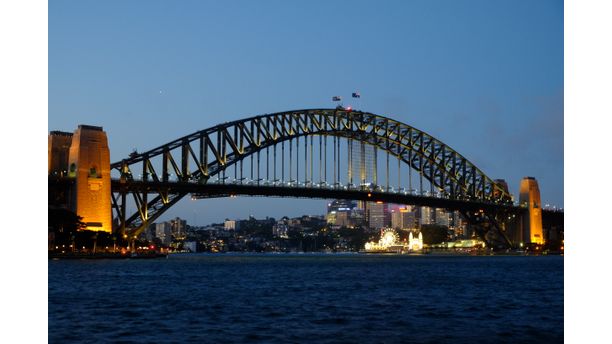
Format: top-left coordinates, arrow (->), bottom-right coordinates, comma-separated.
48,207 -> 87,248
420,224 -> 449,245
48,207 -> 86,233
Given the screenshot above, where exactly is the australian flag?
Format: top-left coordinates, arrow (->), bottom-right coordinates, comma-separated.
332,96 -> 342,101
352,92 -> 360,98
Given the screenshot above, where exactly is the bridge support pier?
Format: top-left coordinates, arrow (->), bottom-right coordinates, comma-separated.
64,125 -> 112,233
518,177 -> 544,245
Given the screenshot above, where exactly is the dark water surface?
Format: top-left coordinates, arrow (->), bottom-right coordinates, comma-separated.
49,254 -> 563,343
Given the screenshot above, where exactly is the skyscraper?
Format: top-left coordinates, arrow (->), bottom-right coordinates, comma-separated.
391,206 -> 416,230
171,217 -> 187,239
419,206 -> 434,225
155,222 -> 173,246
327,199 -> 356,226
435,209 -> 450,227
368,202 -> 389,229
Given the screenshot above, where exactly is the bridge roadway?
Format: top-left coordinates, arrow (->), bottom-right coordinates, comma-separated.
110,179 -> 525,215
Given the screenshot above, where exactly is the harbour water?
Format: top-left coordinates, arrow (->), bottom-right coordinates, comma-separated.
49,254 -> 563,343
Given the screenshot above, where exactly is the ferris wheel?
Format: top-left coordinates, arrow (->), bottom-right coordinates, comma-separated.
379,228 -> 399,247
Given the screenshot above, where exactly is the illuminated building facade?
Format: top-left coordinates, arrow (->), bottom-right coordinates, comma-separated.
368,202 -> 389,229
171,217 -> 187,240
68,126 -> 112,232
420,206 -> 434,225
53,125 -> 112,233
335,212 -> 351,227
391,206 -> 416,230
326,199 -> 356,226
408,232 -> 423,251
155,222 -> 172,245
519,177 -> 544,244
224,220 -> 240,230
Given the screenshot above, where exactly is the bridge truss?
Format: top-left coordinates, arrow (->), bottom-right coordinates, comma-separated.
110,108 -> 516,247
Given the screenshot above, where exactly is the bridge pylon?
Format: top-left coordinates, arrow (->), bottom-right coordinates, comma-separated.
518,177 -> 544,245
68,125 -> 112,233
49,125 -> 113,233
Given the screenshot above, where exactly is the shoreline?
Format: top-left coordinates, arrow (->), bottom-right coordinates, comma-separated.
49,252 -> 167,259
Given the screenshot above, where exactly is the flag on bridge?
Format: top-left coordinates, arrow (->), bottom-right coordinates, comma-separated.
332,96 -> 342,101
352,92 -> 360,98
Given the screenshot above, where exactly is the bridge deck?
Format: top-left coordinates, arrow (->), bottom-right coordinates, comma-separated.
110,179 -> 525,214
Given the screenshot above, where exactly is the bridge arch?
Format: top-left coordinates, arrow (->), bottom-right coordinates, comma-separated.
111,108 -> 512,237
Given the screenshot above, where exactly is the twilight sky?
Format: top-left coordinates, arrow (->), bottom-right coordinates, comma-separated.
49,0 -> 563,225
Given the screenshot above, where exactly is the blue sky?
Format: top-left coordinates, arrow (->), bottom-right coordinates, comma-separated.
49,0 -> 563,225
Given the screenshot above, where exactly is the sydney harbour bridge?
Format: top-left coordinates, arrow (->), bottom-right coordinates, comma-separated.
49,108 -> 558,249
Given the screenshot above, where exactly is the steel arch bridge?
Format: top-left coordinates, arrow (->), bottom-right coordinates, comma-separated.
111,108 -> 517,247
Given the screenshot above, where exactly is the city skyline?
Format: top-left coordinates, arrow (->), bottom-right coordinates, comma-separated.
49,0 -> 563,225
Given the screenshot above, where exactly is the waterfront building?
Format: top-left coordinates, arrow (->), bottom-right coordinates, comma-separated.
156,222 -> 173,246
408,232 -> 424,251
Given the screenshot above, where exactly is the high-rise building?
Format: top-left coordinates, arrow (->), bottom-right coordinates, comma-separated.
327,199 -> 356,213
327,199 -> 356,226
139,223 -> 157,242
391,206 -> 416,230
368,202 -> 389,229
349,140 -> 376,187
67,125 -> 112,233
155,222 -> 172,246
335,212 -> 351,227
519,177 -> 544,244
435,209 -> 450,227
170,217 -> 187,239
419,206 -> 434,226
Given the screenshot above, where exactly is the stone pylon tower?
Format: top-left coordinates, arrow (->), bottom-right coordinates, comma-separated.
48,131 -> 73,176
519,177 -> 544,244
68,125 -> 112,233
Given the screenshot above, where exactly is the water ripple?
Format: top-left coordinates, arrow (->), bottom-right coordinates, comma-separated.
49,254 -> 563,343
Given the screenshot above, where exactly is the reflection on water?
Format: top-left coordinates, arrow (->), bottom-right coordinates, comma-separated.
49,254 -> 563,343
